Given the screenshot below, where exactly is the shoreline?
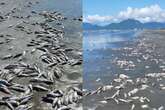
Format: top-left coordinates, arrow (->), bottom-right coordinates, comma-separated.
0,0 -> 82,110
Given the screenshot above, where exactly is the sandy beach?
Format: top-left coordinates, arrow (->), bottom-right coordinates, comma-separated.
0,0 -> 82,110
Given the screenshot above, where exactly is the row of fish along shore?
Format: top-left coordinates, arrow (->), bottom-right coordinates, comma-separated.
83,30 -> 165,110
0,0 -> 82,110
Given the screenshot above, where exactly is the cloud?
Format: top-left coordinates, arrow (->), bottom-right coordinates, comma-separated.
84,14 -> 114,24
84,4 -> 165,24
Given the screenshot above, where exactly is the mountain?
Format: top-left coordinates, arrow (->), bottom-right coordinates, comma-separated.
83,23 -> 101,30
83,19 -> 165,30
105,19 -> 143,30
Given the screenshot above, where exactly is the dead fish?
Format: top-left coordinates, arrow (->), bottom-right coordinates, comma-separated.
32,85 -> 49,92
0,85 -> 12,94
29,78 -> 53,85
0,2 -> 5,5
128,88 -> 139,96
42,96 -> 54,103
47,62 -> 57,68
6,101 -> 15,110
7,100 -> 19,107
2,54 -> 13,60
111,90 -> 120,98
27,44 -> 36,47
13,53 -> 23,58
131,104 -> 135,110
36,47 -> 48,52
158,106 -> 164,110
139,97 -> 150,103
25,85 -> 33,95
118,98 -> 132,103
102,85 -> 113,91
15,103 -> 33,110
9,86 -> 26,92
119,74 -> 130,79
0,41 -> 4,44
0,79 -> 11,86
64,48 -> 74,52
47,90 -> 63,98
70,59 -> 82,66
105,90 -> 120,100
52,97 -> 59,108
17,73 -> 38,77
31,48 -> 36,54
31,10 -> 37,14
140,84 -> 149,90
53,67 -> 63,79
72,87 -> 82,96
141,104 -> 149,109
99,100 -> 107,104
58,105 -> 71,110
40,56 -> 52,64
19,94 -> 33,105
6,75 -> 16,82
0,100 -> 6,105
4,64 -> 18,70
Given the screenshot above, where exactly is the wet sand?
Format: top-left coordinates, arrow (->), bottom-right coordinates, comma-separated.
0,0 -> 82,110
83,30 -> 165,110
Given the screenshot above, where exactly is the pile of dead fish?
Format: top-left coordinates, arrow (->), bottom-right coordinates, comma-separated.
84,73 -> 165,110
0,2 -> 82,110
42,87 -> 82,109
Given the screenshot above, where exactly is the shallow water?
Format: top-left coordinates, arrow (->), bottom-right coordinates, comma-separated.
83,30 -> 165,110
83,30 -> 141,90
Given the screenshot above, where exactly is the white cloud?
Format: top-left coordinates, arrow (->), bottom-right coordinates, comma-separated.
83,15 -> 114,24
84,4 -> 165,24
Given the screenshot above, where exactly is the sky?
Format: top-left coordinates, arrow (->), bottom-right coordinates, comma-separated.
83,0 -> 165,25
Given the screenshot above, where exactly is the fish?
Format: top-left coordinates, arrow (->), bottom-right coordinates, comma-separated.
46,90 -> 63,98
70,59 -> 82,66
19,94 -> 33,105
32,85 -> 49,92
128,88 -> 139,96
158,106 -> 164,110
118,98 -> 132,103
13,53 -> 23,58
4,64 -> 18,70
99,100 -> 107,104
141,104 -> 149,109
72,87 -> 82,96
36,47 -> 48,52
52,97 -> 59,108
53,67 -> 63,79
6,101 -> 15,110
15,103 -> 33,110
0,84 -> 12,94
42,97 -> 54,104
0,79 -> 11,86
131,104 -> 135,110
47,62 -> 57,68
29,78 -> 53,85
31,48 -> 36,54
58,105 -> 71,110
119,74 -> 130,79
2,54 -> 13,60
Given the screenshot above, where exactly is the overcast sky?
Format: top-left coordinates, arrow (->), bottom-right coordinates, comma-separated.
83,0 -> 165,25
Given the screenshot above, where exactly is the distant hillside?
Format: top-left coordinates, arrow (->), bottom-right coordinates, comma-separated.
83,23 -> 101,30
83,19 -> 165,30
